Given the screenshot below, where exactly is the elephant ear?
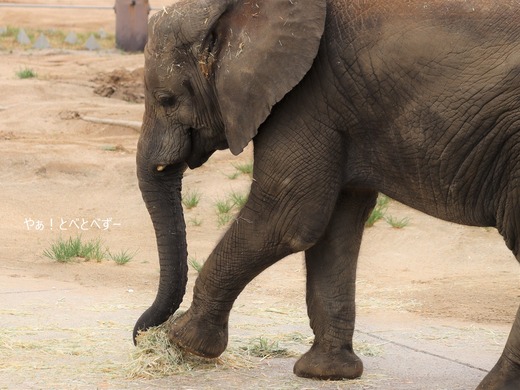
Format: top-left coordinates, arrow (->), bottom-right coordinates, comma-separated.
208,0 -> 326,155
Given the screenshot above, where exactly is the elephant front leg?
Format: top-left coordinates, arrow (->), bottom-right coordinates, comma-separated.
294,189 -> 377,380
477,305 -> 520,389
168,224 -> 294,358
168,181 -> 340,358
168,154 -> 350,358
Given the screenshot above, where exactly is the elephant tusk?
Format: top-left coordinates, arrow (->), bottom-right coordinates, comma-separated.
156,165 -> 166,172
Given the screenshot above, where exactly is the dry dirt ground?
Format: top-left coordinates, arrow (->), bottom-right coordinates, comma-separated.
1,2 -> 520,389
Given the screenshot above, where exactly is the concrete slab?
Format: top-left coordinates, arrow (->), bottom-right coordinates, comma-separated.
1,273 -> 509,389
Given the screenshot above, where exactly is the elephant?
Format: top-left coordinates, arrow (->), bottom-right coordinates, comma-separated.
134,0 -> 520,388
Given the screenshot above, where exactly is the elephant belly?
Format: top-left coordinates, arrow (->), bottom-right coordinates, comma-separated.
344,128 -> 508,229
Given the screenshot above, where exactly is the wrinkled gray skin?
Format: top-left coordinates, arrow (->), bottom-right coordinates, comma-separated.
135,0 -> 520,388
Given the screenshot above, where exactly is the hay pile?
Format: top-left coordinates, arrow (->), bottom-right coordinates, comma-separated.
127,313 -> 251,378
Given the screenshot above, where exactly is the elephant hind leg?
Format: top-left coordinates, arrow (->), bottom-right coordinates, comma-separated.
479,196 -> 520,388
477,305 -> 520,389
294,189 -> 377,380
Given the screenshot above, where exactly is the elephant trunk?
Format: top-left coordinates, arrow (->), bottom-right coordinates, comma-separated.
133,157 -> 188,344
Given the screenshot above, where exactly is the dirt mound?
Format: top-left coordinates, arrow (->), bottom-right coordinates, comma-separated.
93,68 -> 145,103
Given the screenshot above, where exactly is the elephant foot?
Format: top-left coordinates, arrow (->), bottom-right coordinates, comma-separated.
168,309 -> 228,359
293,343 -> 364,380
477,355 -> 520,390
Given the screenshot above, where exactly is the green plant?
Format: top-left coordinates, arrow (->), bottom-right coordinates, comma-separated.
182,190 -> 201,209
232,161 -> 253,176
365,194 -> 390,227
214,192 -> 249,227
108,249 -> 136,265
385,216 -> 410,229
230,191 -> 248,209
215,199 -> 234,214
101,144 -> 126,152
217,213 -> 234,227
43,236 -> 106,263
225,171 -> 240,180
0,26 -> 116,51
215,196 -> 236,227
188,218 -> 202,227
188,256 -> 204,273
78,238 -> 105,261
43,236 -> 82,262
240,337 -> 291,358
1,26 -> 18,38
16,67 -> 37,79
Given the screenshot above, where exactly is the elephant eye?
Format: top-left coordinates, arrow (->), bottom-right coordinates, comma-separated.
157,94 -> 177,108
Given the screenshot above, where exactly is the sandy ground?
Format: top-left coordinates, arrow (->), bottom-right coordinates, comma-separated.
1,2 -> 520,389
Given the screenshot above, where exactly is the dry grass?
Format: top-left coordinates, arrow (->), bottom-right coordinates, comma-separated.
239,336 -> 295,359
356,340 -> 385,357
127,312 -> 253,379
0,324 -> 125,381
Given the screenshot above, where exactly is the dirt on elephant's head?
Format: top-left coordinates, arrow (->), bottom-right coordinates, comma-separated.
92,68 -> 145,103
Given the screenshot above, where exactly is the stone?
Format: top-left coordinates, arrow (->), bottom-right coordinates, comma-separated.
33,33 -> 51,49
64,32 -> 78,45
17,29 -> 31,45
84,34 -> 101,51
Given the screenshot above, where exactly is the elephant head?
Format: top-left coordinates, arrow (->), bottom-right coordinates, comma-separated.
134,0 -> 326,341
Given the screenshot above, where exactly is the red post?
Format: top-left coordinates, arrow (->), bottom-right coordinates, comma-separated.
114,0 -> 150,52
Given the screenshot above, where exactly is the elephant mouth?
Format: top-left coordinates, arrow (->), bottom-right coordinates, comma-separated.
185,127 -> 225,169
152,126 -> 226,172
186,151 -> 215,169
153,148 -> 211,172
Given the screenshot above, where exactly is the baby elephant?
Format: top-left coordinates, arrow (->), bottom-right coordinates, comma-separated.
134,0 -> 520,388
